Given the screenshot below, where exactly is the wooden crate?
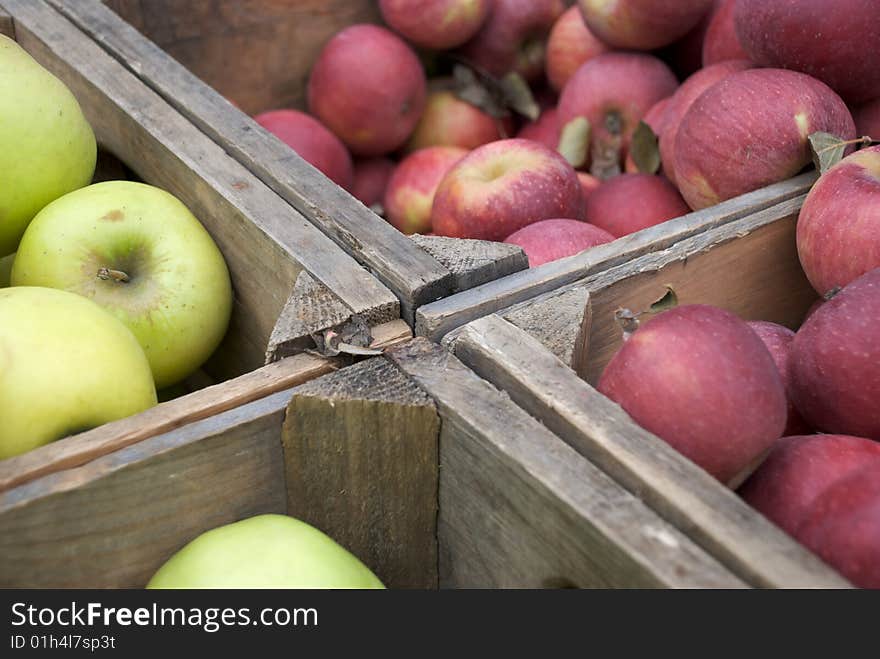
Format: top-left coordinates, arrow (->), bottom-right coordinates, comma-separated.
46,0 -> 532,322
445,195 -> 853,588
0,1 -> 413,517
0,337 -> 750,589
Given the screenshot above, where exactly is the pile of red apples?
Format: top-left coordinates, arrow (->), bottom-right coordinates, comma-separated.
251,1 -> 880,586
252,0 -> 878,268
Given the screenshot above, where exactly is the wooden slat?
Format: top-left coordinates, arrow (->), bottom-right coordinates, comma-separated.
2,0 -> 399,378
0,393 -> 290,587
53,0 -> 453,322
453,314 -> 849,588
0,7 -> 13,37
0,319 -> 411,492
415,172 -> 817,340
283,358 -> 439,589
409,234 -> 528,293
385,339 -> 745,588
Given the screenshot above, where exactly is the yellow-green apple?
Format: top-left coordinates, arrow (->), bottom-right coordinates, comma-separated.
578,0 -> 714,50
746,321 -> 809,436
147,514 -> 384,589
624,97 -> 673,174
578,172 -> 601,203
516,106 -> 560,149
659,59 -> 752,185
12,181 -> 233,389
545,5 -> 610,92
383,146 -> 467,234
702,0 -> 748,66
598,304 -> 787,483
351,157 -> 396,208
0,34 -> 96,257
674,68 -> 855,210
797,462 -> 880,588
853,98 -> 880,139
254,109 -> 353,190
0,286 -> 156,460
584,173 -> 689,237
458,0 -> 565,82
308,24 -> 426,156
797,146 -> 880,296
431,138 -> 585,240
790,268 -> 880,440
406,87 -> 505,151
0,253 -> 13,288
558,53 -> 678,168
504,218 -> 613,267
735,0 -> 880,105
739,434 -> 880,538
379,0 -> 491,50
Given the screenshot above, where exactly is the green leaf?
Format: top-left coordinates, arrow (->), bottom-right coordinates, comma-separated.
499,72 -> 540,121
557,117 -> 591,169
809,132 -> 847,174
630,121 -> 660,174
648,286 -> 678,314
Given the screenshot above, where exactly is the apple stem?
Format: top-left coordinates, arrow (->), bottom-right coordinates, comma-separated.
97,267 -> 130,283
816,135 -> 876,155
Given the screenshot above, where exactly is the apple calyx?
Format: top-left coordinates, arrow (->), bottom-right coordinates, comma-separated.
97,267 -> 130,284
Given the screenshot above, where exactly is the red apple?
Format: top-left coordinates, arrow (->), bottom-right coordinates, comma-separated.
308,24 -> 427,156
379,0 -> 491,50
254,109 -> 353,190
516,106 -> 560,150
598,304 -> 787,483
431,138 -> 584,241
739,434 -> 880,538
624,97 -> 673,174
350,158 -> 396,208
458,0 -> 565,82
578,0 -> 714,51
735,0 -> 880,105
797,461 -> 880,588
661,4 -> 713,79
584,173 -> 689,237
674,68 -> 855,210
702,0 -> 749,66
545,6 -> 610,92
853,98 -> 880,139
659,59 -> 752,185
796,146 -> 880,296
577,172 -> 601,203
504,218 -> 613,267
746,321 -> 810,436
790,268 -> 880,440
407,88 -> 505,152
558,53 -> 678,167
383,146 -> 467,235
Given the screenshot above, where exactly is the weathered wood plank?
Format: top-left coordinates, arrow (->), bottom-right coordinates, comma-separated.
283,358 -> 439,589
3,0 -> 398,378
385,339 -> 745,588
0,7 -> 13,37
409,234 -> 528,293
415,172 -> 817,340
0,353 -> 337,493
0,393 -> 290,588
453,314 -> 849,588
54,0 -> 453,322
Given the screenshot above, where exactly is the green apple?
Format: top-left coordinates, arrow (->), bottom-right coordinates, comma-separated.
12,181 -> 233,389
147,514 -> 385,589
0,35 -> 96,257
0,287 -> 157,460
0,253 -> 12,288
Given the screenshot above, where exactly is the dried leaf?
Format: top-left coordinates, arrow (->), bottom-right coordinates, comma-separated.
589,136 -> 622,180
630,121 -> 660,174
809,132 -> 847,174
452,64 -> 508,119
557,117 -> 591,169
649,286 -> 678,314
499,72 -> 539,121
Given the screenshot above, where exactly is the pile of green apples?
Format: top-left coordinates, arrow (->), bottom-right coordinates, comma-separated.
0,35 -> 232,460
